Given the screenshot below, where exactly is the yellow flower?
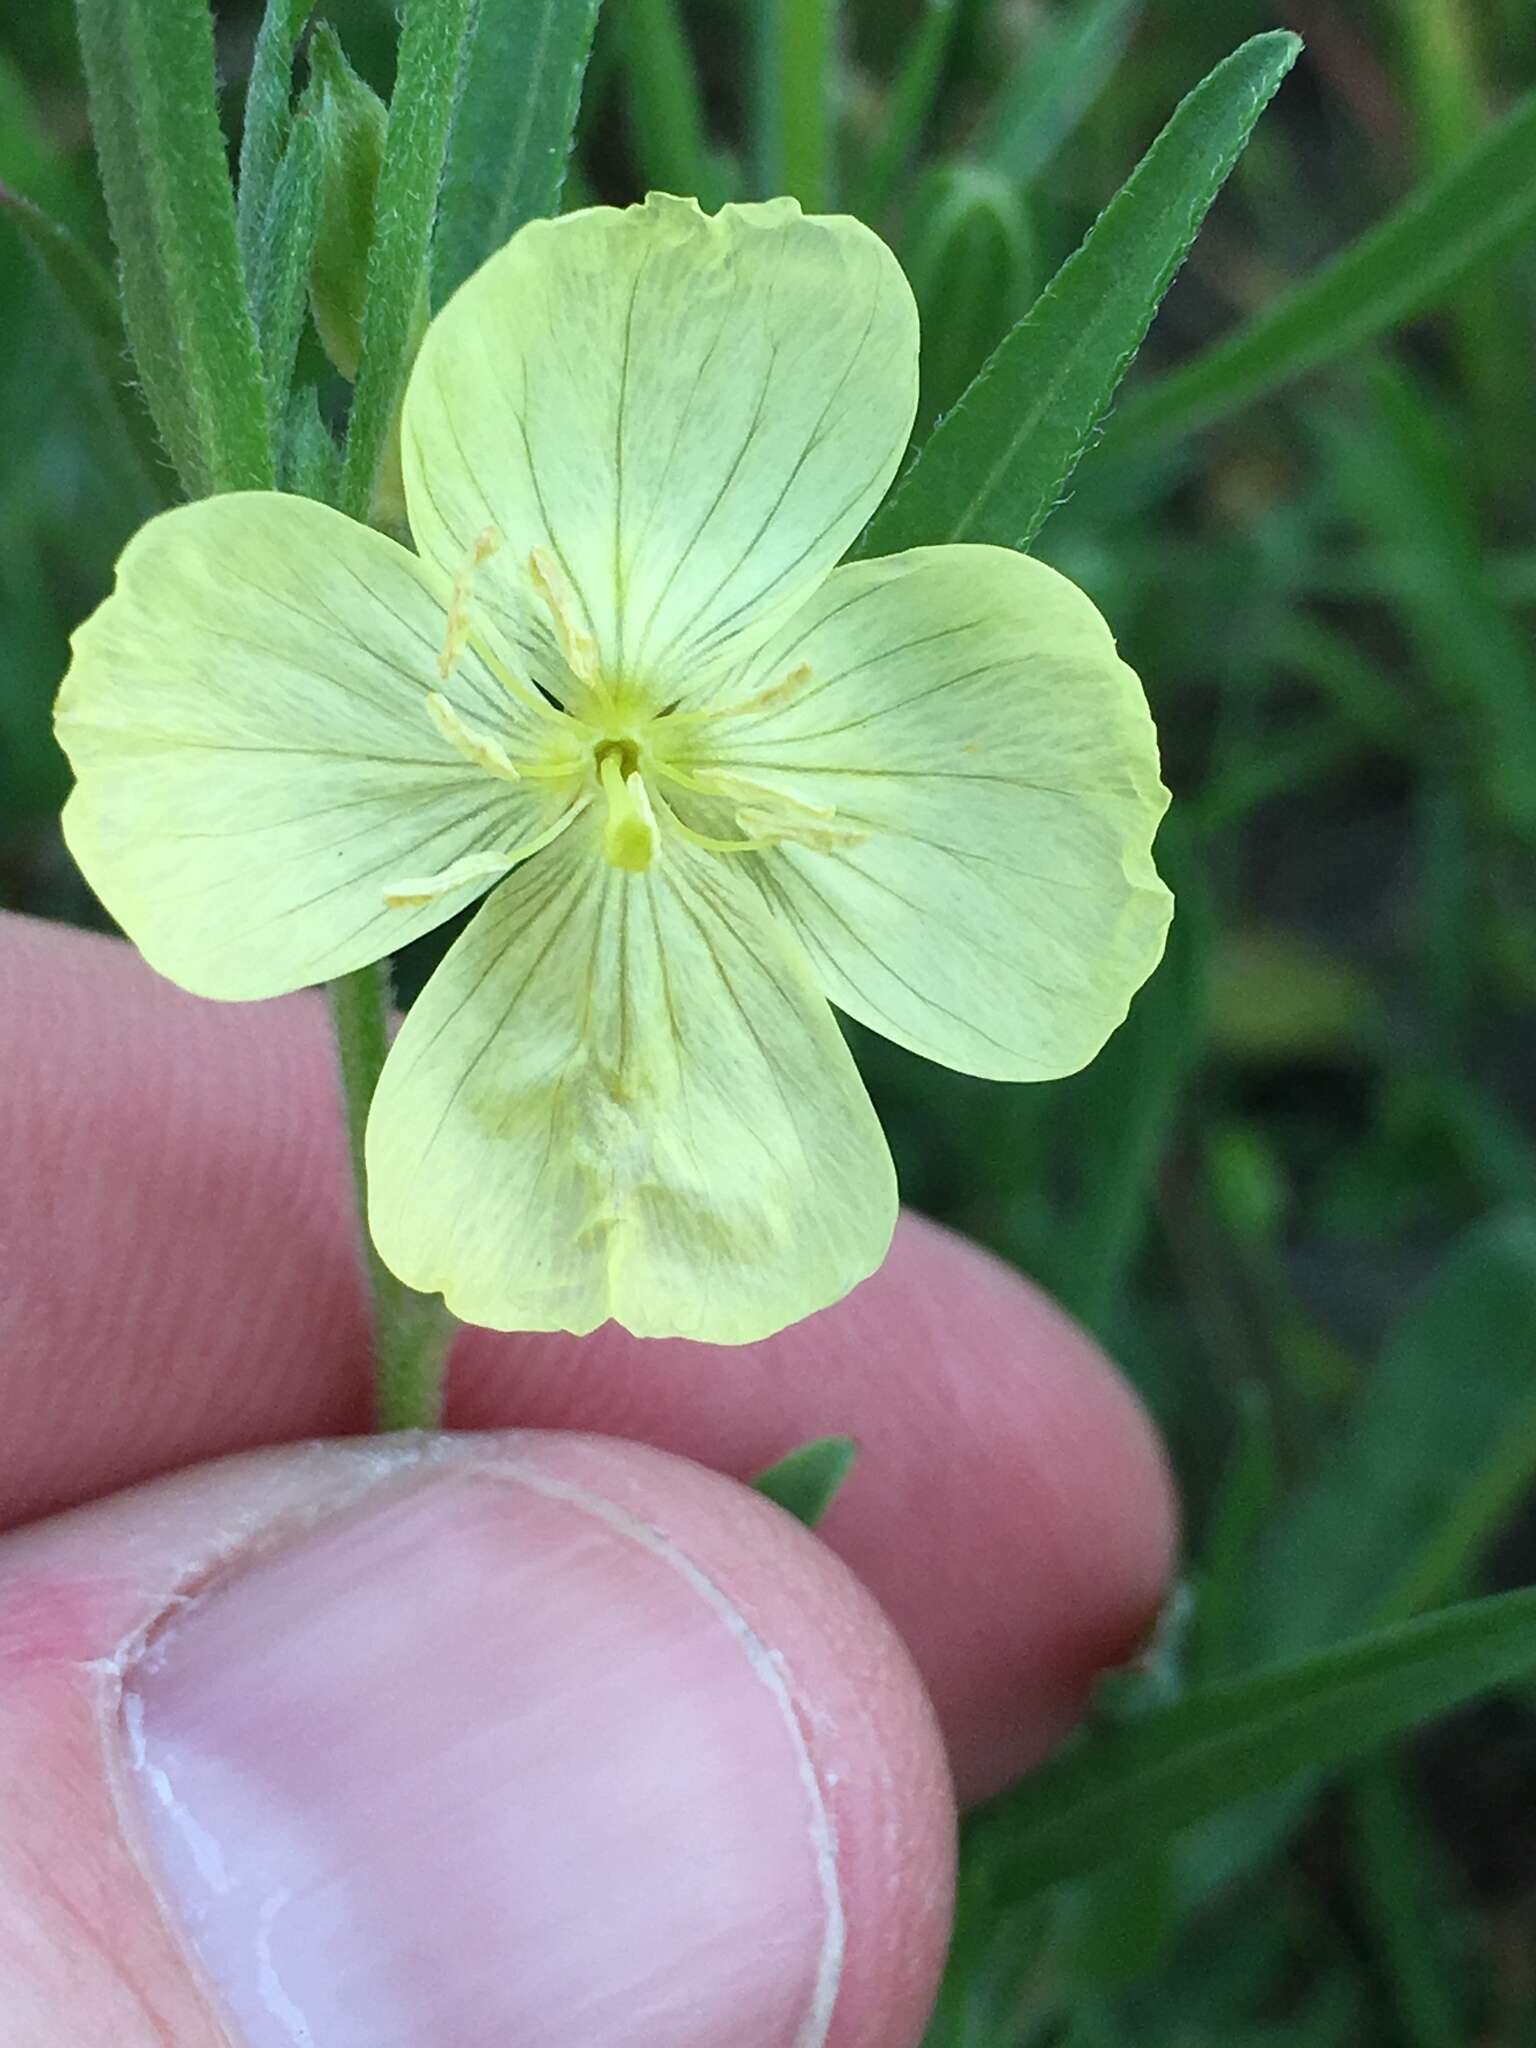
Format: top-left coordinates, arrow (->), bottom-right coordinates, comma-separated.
55,193 -> 1172,1343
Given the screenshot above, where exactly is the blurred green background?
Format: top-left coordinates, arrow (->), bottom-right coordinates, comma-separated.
6,0 -> 1536,2039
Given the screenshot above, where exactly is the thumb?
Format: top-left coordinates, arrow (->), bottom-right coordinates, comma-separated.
0,1432 -> 953,2048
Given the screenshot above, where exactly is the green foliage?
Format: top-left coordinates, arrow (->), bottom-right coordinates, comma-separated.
752,1436 -> 859,1528
336,0 -> 476,520
1111,82 -> 1536,451
73,0 -> 271,493
861,31 -> 1300,557
435,0 -> 602,302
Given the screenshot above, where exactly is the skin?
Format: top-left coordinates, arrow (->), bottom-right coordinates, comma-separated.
0,912 -> 1178,2047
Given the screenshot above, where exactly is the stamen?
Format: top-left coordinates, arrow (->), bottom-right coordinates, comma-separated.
383,797 -> 591,906
663,661 -> 815,729
529,547 -> 598,685
658,764 -> 836,822
438,526 -> 503,681
425,691 -> 521,781
598,752 -> 660,872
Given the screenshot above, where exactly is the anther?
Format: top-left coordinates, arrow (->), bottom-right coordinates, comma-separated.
529,547 -> 598,685
425,690 -> 521,781
438,525 -> 503,681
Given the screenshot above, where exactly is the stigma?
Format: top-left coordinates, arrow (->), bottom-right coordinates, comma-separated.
598,749 -> 660,872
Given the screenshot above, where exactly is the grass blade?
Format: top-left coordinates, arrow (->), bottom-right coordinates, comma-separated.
75,0 -> 273,494
851,0 -> 960,222
982,0 -> 1145,189
1109,84 -> 1536,450
860,31 -> 1300,558
969,1583 -> 1536,1896
619,0 -> 729,210
753,0 -> 835,208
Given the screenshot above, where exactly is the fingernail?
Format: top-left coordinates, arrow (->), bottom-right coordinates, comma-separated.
122,1465 -> 842,2047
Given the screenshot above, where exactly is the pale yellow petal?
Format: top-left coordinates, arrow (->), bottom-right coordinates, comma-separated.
55,493 -> 566,1000
365,816 -> 897,1341
700,544 -> 1173,1080
401,193 -> 919,699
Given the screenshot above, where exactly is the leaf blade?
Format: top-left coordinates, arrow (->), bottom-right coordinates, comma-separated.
971,1584 -> 1536,1896
434,0 -> 602,305
1109,83 -> 1536,450
75,0 -> 272,494
860,30 -> 1300,558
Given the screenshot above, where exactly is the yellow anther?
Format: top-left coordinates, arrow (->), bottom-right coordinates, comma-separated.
598,751 -> 659,872
529,547 -> 598,684
665,661 -> 815,729
382,797 -> 592,907
438,525 -> 503,681
425,690 -> 521,781
735,808 -> 868,852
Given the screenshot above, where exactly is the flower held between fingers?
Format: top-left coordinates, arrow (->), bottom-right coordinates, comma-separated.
55,193 -> 1172,1343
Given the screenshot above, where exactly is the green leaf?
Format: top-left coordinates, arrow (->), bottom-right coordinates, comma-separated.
236,0 -> 313,284
752,0 -> 834,208
752,1437 -> 857,1529
981,0 -> 1145,189
0,182 -> 165,508
1347,1759 -> 1472,2048
248,110 -> 323,428
281,383 -> 341,499
339,0 -> 477,523
1108,84 -> 1536,450
860,31 -> 1300,558
435,0 -> 602,304
968,1584 -> 1536,1896
75,0 -> 273,496
850,0 -> 960,222
1254,1211 -> 1536,1656
1319,360 -> 1536,842
904,161 -> 1034,432
618,0 -> 730,213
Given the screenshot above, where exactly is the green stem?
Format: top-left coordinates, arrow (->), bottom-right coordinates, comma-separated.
327,962 -> 451,1430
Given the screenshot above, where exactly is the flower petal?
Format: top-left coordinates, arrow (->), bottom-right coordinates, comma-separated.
56,493 -> 566,1000
708,545 -> 1173,1081
365,816 -> 897,1341
401,193 -> 918,697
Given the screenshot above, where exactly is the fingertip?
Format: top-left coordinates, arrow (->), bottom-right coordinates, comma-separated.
6,1435 -> 954,2048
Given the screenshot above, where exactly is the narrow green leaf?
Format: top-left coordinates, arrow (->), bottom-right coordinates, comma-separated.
435,0 -> 602,304
850,0 -> 958,222
753,0 -> 835,208
281,383 -> 341,499
339,0 -> 477,522
860,32 -> 1300,558
904,162 -> 1034,432
1109,85 -> 1536,451
75,0 -> 273,494
1347,1759 -> 1471,2048
753,1437 -> 857,1529
969,1584 -> 1536,1895
0,182 -> 165,507
248,111 -> 323,428
1256,1209 -> 1536,1659
619,0 -> 728,211
236,0 -> 313,282
1320,361 -> 1536,841
982,0 -> 1145,189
